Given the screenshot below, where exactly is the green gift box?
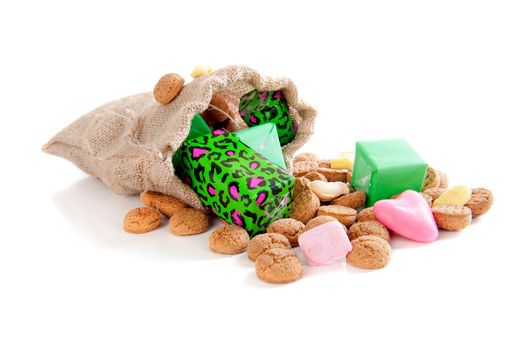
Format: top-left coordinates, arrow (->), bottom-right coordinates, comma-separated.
172,114 -> 211,167
239,89 -> 296,146
351,139 -> 428,206
233,123 -> 287,171
176,129 -> 294,236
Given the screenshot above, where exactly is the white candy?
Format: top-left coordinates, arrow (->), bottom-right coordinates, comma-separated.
307,180 -> 350,201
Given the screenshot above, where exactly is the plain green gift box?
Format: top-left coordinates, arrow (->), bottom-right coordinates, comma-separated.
351,139 -> 428,206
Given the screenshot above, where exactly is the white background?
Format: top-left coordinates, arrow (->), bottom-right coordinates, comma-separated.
1,1 -> 525,349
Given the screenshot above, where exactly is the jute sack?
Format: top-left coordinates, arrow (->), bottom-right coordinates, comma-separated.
42,65 -> 317,211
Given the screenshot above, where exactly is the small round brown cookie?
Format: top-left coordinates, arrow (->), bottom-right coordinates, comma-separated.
290,190 -> 320,224
331,191 -> 366,209
420,192 -> 433,207
347,235 -> 391,269
140,191 -> 187,218
317,205 -> 357,227
222,117 -> 247,132
317,167 -> 348,182
123,207 -> 162,234
293,177 -> 310,199
169,208 -> 209,235
304,215 -> 339,232
437,170 -> 449,189
153,73 -> 185,105
423,167 -> 441,191
304,172 -> 327,182
293,152 -> 319,163
255,248 -> 303,284
432,205 -> 472,231
348,221 -> 390,242
465,187 -> 493,217
293,160 -> 319,177
318,159 -> 332,168
423,187 -> 446,201
346,171 -> 353,183
356,207 -> 377,222
208,225 -> 250,254
247,233 -> 291,261
205,92 -> 235,123
267,218 -> 305,247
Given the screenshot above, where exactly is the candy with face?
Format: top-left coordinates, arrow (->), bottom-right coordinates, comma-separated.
298,221 -> 352,266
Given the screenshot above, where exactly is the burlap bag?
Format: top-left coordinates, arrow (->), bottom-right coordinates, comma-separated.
43,65 -> 317,211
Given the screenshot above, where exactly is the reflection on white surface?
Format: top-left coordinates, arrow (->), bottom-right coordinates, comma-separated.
52,176 -> 224,263
51,176 -> 489,274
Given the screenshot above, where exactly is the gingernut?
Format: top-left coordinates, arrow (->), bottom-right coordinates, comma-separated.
304,172 -> 327,182
356,207 -> 377,222
293,177 -> 310,199
432,205 -> 472,231
208,225 -> 250,254
293,152 -> 319,163
169,208 -> 209,235
153,73 -> 184,105
317,167 -> 348,182
347,235 -> 391,269
267,218 -> 305,247
255,248 -> 303,284
424,187 -> 446,201
140,191 -> 186,218
304,215 -> 340,232
318,159 -> 332,168
423,167 -> 441,191
290,190 -> 320,224
331,191 -> 366,209
247,233 -> 291,261
465,188 -> 493,217
348,221 -> 390,242
317,205 -> 357,227
203,92 -> 235,123
293,160 -> 319,177
123,207 -> 162,234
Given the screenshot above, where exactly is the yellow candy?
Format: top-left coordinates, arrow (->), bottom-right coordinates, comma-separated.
191,65 -> 213,78
433,185 -> 472,207
331,153 -> 354,170
331,158 -> 353,170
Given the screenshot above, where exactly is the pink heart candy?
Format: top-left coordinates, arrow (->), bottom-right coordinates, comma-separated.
373,190 -> 438,243
298,221 -> 352,266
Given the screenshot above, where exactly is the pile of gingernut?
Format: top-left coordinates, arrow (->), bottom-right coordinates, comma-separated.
122,152 -> 493,285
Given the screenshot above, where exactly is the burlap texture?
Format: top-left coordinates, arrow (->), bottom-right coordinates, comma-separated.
43,65 -> 317,211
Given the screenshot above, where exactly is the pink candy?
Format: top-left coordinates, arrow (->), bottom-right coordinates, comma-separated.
373,190 -> 438,243
298,221 -> 352,266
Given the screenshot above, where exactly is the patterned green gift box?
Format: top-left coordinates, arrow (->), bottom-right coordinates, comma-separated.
176,129 -> 295,236
171,114 -> 211,167
233,123 -> 287,171
239,89 -> 296,146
